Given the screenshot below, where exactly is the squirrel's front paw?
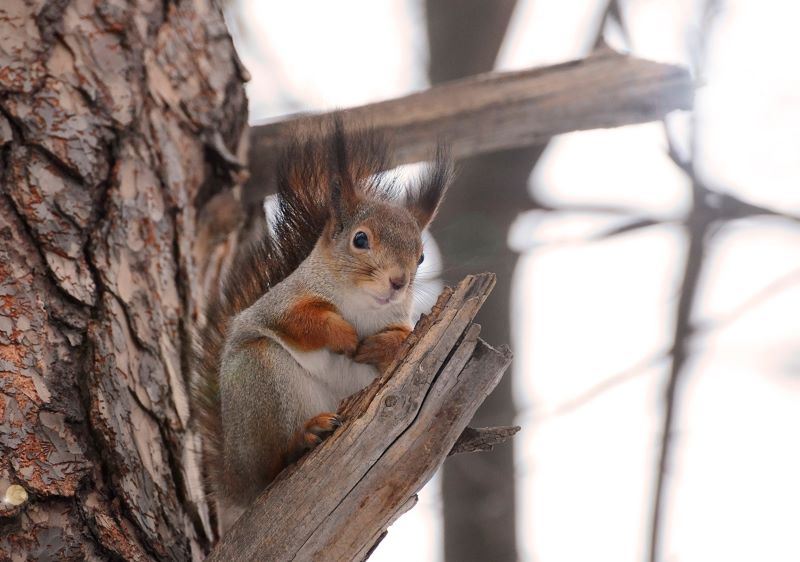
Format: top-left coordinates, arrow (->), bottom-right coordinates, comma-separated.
354,325 -> 412,372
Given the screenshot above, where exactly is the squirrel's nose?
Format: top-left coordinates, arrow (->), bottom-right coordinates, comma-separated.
389,275 -> 407,291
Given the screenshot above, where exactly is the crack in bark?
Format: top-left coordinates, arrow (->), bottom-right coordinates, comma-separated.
66,268 -> 155,562
126,385 -> 199,554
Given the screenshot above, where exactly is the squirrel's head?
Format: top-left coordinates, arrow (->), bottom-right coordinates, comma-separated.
319,140 -> 452,310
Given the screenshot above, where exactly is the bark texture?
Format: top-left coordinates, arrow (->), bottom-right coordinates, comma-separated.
0,1 -> 247,559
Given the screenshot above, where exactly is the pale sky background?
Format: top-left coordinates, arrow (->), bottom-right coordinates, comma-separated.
227,1 -> 800,560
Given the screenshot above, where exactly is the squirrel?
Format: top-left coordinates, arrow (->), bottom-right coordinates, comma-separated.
192,119 -> 452,530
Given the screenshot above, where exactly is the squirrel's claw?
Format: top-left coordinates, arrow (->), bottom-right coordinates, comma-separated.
300,412 -> 341,447
285,412 -> 342,464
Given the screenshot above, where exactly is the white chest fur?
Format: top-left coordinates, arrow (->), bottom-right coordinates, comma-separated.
287,349 -> 378,408
337,292 -> 411,339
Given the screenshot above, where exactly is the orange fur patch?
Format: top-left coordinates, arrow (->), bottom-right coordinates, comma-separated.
275,296 -> 358,355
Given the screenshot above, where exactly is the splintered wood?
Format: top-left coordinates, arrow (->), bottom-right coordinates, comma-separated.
207,273 -> 515,562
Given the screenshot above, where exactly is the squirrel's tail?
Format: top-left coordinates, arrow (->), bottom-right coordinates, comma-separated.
191,120 -> 392,506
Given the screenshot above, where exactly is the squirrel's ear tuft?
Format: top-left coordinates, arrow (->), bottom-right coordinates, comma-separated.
328,117 -> 359,231
329,177 -> 347,232
407,144 -> 453,230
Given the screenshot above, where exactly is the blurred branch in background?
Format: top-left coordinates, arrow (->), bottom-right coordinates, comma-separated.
544,351 -> 670,419
693,265 -> 800,333
649,124 -> 709,562
245,51 -> 692,211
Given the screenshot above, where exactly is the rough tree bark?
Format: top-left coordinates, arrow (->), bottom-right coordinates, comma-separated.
0,1 -> 247,559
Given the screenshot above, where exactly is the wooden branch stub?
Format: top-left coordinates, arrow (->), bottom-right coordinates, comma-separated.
450,425 -> 521,456
245,49 -> 693,205
207,273 -> 514,562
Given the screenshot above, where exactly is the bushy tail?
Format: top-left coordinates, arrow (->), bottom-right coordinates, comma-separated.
190,120 -> 392,511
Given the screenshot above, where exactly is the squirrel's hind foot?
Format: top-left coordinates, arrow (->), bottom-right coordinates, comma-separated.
285,412 -> 342,464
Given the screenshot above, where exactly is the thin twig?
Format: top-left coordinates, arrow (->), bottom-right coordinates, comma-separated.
542,351 -> 670,420
648,177 -> 709,562
693,265 -> 800,334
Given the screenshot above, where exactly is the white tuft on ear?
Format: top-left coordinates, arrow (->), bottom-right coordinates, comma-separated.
263,194 -> 280,238
412,230 -> 444,321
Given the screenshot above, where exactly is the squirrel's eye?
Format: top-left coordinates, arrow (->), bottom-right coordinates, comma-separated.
353,231 -> 369,250
418,253 -> 425,265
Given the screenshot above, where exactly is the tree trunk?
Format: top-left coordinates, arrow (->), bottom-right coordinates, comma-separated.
0,1 -> 247,559
425,2 -> 528,561
434,148 -> 538,562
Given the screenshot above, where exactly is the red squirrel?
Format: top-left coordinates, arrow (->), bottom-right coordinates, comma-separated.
192,120 -> 452,530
